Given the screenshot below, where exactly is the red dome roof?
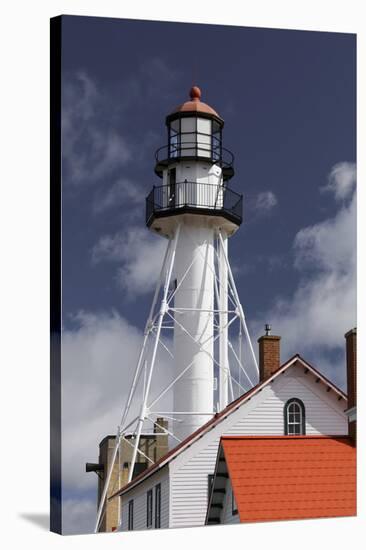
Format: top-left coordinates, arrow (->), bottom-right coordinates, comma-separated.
169,86 -> 221,118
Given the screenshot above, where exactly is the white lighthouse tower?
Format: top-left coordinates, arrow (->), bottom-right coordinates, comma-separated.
95,87 -> 258,532
148,85 -> 244,440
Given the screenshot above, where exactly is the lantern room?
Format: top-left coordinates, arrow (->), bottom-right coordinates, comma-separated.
147,86 -> 243,236
155,86 -> 234,181
167,86 -> 222,161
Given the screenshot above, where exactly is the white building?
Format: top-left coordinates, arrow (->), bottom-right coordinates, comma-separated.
112,338 -> 349,531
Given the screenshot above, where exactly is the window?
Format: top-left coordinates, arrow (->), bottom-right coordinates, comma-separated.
284,398 -> 306,435
155,483 -> 161,528
231,487 -> 238,516
128,500 -> 134,531
207,474 -> 214,500
146,489 -> 153,528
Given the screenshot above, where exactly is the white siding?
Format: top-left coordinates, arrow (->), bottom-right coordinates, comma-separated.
221,479 -> 240,525
229,371 -> 347,436
169,364 -> 347,528
170,445 -> 214,527
119,466 -> 169,531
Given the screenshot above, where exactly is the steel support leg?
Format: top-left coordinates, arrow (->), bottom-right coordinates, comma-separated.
127,224 -> 181,483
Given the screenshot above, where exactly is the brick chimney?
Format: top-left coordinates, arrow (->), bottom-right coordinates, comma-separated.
257,324 -> 281,382
345,328 -> 356,442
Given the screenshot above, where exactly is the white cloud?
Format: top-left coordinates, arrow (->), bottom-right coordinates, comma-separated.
61,310 -> 172,533
253,163 -> 356,388
321,161 -> 356,201
92,227 -> 167,296
62,72 -> 132,186
62,311 -> 142,493
294,195 -> 355,275
62,60 -> 181,188
254,191 -> 278,212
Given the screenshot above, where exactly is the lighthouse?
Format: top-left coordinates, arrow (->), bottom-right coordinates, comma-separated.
147,86 -> 242,441
94,86 -> 259,532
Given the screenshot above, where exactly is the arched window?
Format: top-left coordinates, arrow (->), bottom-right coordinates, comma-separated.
284,398 -> 306,435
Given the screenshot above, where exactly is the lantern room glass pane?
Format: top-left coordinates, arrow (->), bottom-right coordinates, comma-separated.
169,119 -> 179,158
212,120 -> 220,133
197,118 -> 211,158
180,117 -> 196,156
198,133 -> 211,157
170,119 -> 180,132
212,135 -> 220,161
197,117 -> 211,135
181,117 -> 196,133
212,120 -> 221,161
169,128 -> 179,157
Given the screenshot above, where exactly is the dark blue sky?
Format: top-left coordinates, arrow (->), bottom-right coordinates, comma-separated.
61,14 -> 355,349
59,15 -> 356,534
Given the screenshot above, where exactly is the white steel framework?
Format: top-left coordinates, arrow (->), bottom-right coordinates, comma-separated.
94,225 -> 258,533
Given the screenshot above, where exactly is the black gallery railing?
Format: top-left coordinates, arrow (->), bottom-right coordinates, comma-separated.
155,142 -> 234,173
146,181 -> 243,226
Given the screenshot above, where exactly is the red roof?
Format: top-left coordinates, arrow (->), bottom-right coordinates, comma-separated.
110,355 -> 346,500
221,436 -> 356,522
170,86 -> 221,118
